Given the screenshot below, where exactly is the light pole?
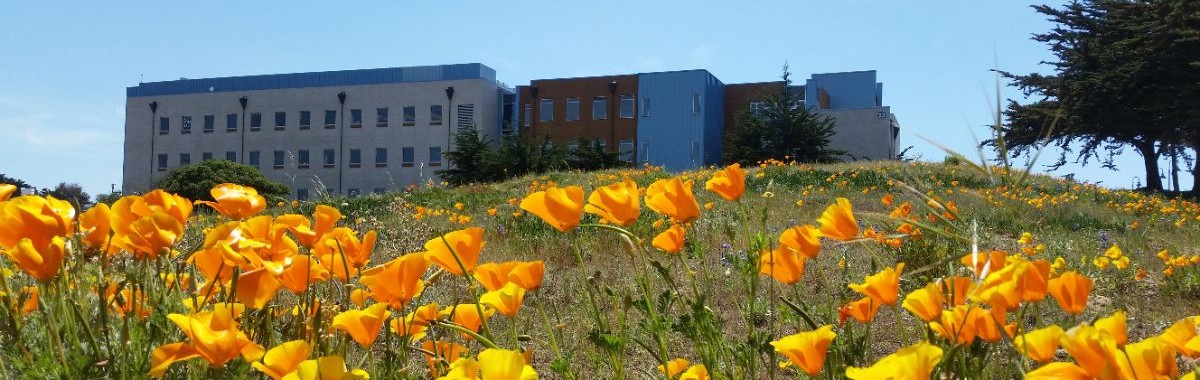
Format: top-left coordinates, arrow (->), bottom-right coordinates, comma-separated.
445,86 -> 455,151
337,91 -> 346,194
149,101 -> 158,182
239,96 -> 248,164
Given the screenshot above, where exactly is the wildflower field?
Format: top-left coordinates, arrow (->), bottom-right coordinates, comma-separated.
3,159 -> 1200,379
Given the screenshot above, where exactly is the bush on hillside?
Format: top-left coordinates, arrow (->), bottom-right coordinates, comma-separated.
156,160 -> 290,202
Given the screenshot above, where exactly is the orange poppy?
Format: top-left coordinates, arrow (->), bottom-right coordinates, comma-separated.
79,203 -> 114,252
422,339 -> 468,377
960,250 -> 1008,278
839,296 -> 880,325
331,303 -> 390,348
941,276 -> 974,306
849,263 -> 905,306
845,342 -> 943,380
194,183 -> 267,220
480,283 -> 527,317
359,252 -> 430,310
678,364 -> 709,380
1158,318 -> 1200,358
441,304 -> 494,339
426,227 -> 485,276
759,248 -> 806,285
1095,310 -> 1127,347
658,358 -> 690,378
1126,337 -> 1178,380
778,225 -> 822,259
279,256 -> 330,294
1059,324 -> 1119,379
478,348 -> 539,380
771,325 -> 837,376
817,197 -> 858,241
391,302 -> 440,341
520,186 -> 585,232
234,268 -> 283,309
506,261 -> 545,291
584,180 -> 641,226
929,305 -> 983,345
150,304 -> 265,377
644,178 -> 701,224
285,356 -> 369,380
252,340 -> 311,380
705,163 -> 746,202
1015,325 -> 1064,363
315,228 -> 377,281
652,224 -> 686,254
7,236 -> 66,282
902,282 -> 944,322
1024,362 -> 1092,380
19,286 -> 38,316
0,183 -> 15,201
0,195 -> 74,255
1047,271 -> 1092,315
474,262 -> 520,291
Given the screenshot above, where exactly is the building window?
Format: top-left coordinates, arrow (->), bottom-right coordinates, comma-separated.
351,109 -> 362,128
298,150 -> 310,169
348,188 -> 360,197
349,149 -> 361,168
375,148 -> 387,167
159,117 -> 169,135
620,94 -> 635,118
429,146 -> 442,167
249,151 -> 260,168
296,188 -> 309,201
430,105 -> 442,125
157,154 -> 167,171
593,97 -> 607,120
226,151 -> 236,161
274,112 -> 286,130
565,98 -> 580,121
639,142 -> 649,163
202,152 -> 213,161
181,116 -> 192,134
324,110 -> 336,129
401,106 -> 415,126
251,113 -> 262,131
523,105 -> 532,127
273,150 -> 285,169
376,108 -> 388,127
373,188 -> 385,194
640,97 -> 650,117
203,115 -> 214,133
618,139 -> 634,162
749,102 -> 766,116
692,94 -> 701,115
299,111 -> 311,130
539,99 -> 553,122
226,114 -> 238,132
323,149 -> 335,168
179,153 -> 191,166
402,147 -> 415,167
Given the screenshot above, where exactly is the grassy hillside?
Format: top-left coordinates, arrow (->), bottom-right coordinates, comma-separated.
3,160 -> 1200,379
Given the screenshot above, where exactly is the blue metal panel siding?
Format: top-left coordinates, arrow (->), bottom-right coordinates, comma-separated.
703,73 -> 725,166
804,71 -> 878,110
636,70 -> 723,171
127,63 -> 495,97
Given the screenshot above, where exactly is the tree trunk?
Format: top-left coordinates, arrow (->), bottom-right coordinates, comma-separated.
1135,140 -> 1163,191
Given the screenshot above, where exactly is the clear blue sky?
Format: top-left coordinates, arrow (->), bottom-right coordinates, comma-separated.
0,1 -> 1179,196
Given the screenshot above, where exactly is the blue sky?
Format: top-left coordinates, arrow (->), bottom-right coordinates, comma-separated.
0,1 -> 1178,196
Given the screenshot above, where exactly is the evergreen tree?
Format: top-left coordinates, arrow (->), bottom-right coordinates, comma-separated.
156,160 -> 290,202
725,64 -> 843,165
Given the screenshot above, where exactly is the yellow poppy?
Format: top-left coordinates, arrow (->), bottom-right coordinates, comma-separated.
359,252 -> 430,310
778,225 -> 822,259
839,296 -> 880,325
770,325 -> 837,376
279,256 -> 330,294
194,183 -> 267,220
478,348 -> 538,380
0,183 -> 14,201
235,267 -> 283,309
150,304 -> 265,377
1047,271 -> 1092,315
79,203 -> 114,252
441,304 -> 494,339
422,339 -> 468,378
845,341 -> 943,380
331,303 -> 390,348
480,283 -> 527,317
902,282 -> 944,322
705,163 -> 746,202
658,358 -> 690,378
679,364 -> 709,380
391,302 -> 440,341
1015,325 -> 1064,363
652,224 -> 686,254
1024,362 -> 1092,380
817,197 -> 858,241
1158,318 -> 1200,358
427,227 -> 486,276
1094,310 -> 1127,347
252,340 -> 311,380
644,178 -> 701,224
520,186 -> 585,232
849,263 -> 905,306
282,356 -> 369,380
1125,337 -> 1177,380
759,248 -> 806,285
584,180 -> 640,226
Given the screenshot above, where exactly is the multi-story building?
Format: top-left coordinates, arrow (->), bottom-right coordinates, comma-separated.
123,63 -> 514,198
518,69 -> 899,171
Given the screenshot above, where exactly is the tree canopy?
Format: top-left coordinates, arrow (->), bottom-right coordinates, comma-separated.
1000,0 -> 1200,191
724,64 -> 843,165
156,160 -> 290,202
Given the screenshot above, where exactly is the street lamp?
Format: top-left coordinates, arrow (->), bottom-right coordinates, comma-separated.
445,86 -> 455,151
337,91 -> 347,194
239,96 -> 248,164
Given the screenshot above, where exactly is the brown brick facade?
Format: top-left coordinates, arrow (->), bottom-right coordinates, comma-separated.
518,75 -> 638,152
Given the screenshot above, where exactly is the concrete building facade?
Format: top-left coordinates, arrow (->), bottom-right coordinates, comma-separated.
123,63 -> 512,198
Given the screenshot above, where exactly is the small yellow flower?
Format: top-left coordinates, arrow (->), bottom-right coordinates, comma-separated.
762,191 -> 775,198
704,202 -> 714,210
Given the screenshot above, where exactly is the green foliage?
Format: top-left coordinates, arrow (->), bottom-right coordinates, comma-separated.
439,128 -> 627,186
725,63 -> 844,165
43,182 -> 90,209
155,160 -> 290,202
0,173 -> 31,190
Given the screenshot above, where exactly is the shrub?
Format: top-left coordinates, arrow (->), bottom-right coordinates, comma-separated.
156,160 -> 290,202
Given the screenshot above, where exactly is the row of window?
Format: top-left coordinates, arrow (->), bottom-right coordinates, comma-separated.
157,106 -> 449,135
522,94 -> 703,125
295,187 -> 389,200
155,146 -> 442,171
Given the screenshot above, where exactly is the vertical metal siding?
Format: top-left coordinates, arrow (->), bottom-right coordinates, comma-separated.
804,71 -> 879,110
636,70 -> 720,171
127,63 -> 495,97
